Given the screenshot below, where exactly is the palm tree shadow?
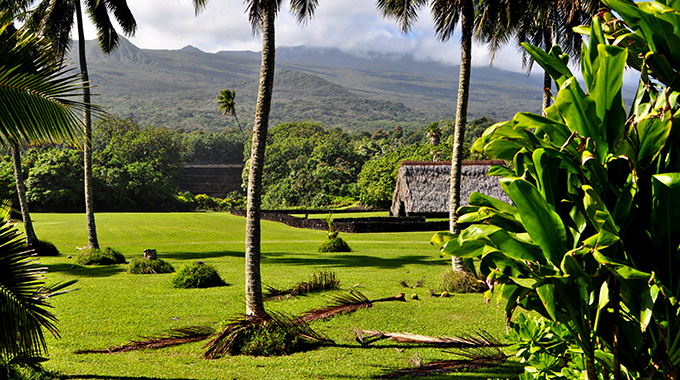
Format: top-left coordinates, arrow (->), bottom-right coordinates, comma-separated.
264,252 -> 448,269
47,263 -> 124,277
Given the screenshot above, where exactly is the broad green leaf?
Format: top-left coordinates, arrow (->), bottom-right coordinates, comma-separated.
501,178 -> 568,267
522,43 -> 574,88
430,231 -> 456,249
637,112 -> 672,169
468,191 -> 518,217
594,280 -> 610,333
456,207 -> 524,232
536,283 -> 557,321
591,44 -> 627,150
486,165 -> 515,179
651,173 -> 680,260
583,185 -> 617,234
533,149 -> 561,207
640,284 -> 659,331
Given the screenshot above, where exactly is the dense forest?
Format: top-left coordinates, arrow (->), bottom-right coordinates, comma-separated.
0,116 -> 493,212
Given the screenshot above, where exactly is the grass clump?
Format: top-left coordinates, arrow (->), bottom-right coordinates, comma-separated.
265,271 -> 340,300
204,313 -> 331,358
318,237 -> 351,253
127,257 -> 175,274
441,269 -> 487,293
171,261 -> 225,288
29,239 -> 60,256
76,247 -> 126,265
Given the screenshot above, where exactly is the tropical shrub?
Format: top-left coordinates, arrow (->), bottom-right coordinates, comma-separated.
171,261 -> 225,288
432,2 -> 680,378
126,257 -> 175,274
75,247 -> 126,265
318,237 -> 351,253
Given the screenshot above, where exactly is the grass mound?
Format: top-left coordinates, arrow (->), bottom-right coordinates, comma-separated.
171,261 -> 225,288
127,257 -> 175,274
204,312 -> 331,358
265,271 -> 340,300
441,269 -> 487,293
318,237 -> 351,253
29,239 -> 60,256
76,247 -> 126,265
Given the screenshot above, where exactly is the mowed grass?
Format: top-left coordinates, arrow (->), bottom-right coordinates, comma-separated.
25,212 -> 520,380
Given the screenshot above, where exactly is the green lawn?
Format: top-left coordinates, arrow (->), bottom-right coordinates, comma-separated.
25,212 -> 519,380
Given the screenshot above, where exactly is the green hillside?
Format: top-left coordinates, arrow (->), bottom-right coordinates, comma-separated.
71,38 -> 545,131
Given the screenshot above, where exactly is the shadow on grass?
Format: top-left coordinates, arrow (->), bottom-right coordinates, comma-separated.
264,253 -> 448,270
160,250 -> 244,261
47,263 -> 125,277
331,360 -> 523,380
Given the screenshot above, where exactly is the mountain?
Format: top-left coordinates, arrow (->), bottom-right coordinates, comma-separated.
69,37 -> 546,132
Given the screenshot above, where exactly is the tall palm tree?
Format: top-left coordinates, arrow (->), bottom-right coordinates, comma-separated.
194,0 -> 319,318
475,0 -> 602,109
11,144 -> 37,246
377,0 -> 474,272
216,89 -> 250,156
0,23 -> 88,365
27,0 -> 137,249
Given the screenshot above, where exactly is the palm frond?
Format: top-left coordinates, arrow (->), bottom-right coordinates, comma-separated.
0,25 -> 95,149
289,0 -> 318,25
376,349 -> 507,379
376,0 -> 429,33
264,270 -> 340,301
75,326 -> 214,354
355,329 -> 504,348
298,291 -> 406,323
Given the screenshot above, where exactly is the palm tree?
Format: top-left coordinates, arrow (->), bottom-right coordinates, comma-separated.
475,0 -> 602,109
11,144 -> 37,246
377,0 -> 474,272
216,89 -> 250,156
0,23 -> 89,366
194,0 -> 319,318
27,0 -> 137,249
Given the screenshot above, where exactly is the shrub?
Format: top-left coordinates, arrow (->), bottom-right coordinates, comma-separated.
29,239 -> 60,256
318,237 -> 351,253
171,261 -> 225,288
127,257 -> 175,274
440,269 -> 486,293
76,247 -> 126,265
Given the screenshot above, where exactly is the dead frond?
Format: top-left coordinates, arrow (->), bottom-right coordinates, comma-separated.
264,271 -> 340,301
75,326 -> 214,354
376,347 -> 507,378
203,311 -> 333,359
298,291 -> 406,323
355,329 -> 503,348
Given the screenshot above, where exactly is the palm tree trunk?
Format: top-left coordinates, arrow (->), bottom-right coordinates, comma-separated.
542,28 -> 552,111
75,0 -> 99,249
449,0 -> 473,273
11,145 -> 37,246
244,1 -> 276,318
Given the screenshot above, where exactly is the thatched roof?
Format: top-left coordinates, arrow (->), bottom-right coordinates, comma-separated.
390,160 -> 511,217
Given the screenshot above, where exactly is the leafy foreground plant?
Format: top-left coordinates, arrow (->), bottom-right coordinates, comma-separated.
264,270 -> 340,301
75,247 -> 125,265
203,312 -> 332,359
0,203 -> 75,377
171,261 -> 225,288
432,2 -> 680,378
127,256 -> 175,274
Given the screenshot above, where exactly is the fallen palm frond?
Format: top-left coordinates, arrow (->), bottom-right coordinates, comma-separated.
355,329 -> 503,348
264,270 -> 340,301
375,347 -> 507,378
204,311 -> 333,359
298,290 -> 406,323
75,326 -> 214,354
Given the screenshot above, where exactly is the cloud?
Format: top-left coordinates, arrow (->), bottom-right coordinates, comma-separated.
80,0 -> 527,73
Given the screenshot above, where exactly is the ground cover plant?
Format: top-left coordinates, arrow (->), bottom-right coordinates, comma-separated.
75,247 -> 126,265
126,256 -> 175,274
24,212 -> 518,379
171,261 -> 225,288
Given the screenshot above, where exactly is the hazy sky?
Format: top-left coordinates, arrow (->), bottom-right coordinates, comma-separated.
79,0 -> 529,73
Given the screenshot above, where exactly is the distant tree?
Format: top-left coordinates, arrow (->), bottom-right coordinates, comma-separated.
27,0 -> 137,249
216,89 -> 249,156
193,0 -> 320,320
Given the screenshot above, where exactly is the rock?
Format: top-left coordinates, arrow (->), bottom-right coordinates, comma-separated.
144,249 -> 157,260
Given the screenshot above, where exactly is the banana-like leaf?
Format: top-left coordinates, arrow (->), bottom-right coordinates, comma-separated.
430,231 -> 456,249
583,185 -> 618,234
594,281 -> 610,333
501,178 -> 568,268
521,43 -> 573,88
532,149 -> 561,208
536,283 -> 557,321
636,111 -> 673,169
591,44 -> 628,150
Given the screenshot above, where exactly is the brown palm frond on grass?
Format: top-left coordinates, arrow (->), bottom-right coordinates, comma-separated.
75,326 -> 214,354
203,311 -> 333,359
375,346 -> 507,378
298,290 -> 406,323
355,329 -> 504,348
264,271 -> 340,301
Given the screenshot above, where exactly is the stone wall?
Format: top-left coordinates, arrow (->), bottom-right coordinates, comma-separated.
179,164 -> 243,198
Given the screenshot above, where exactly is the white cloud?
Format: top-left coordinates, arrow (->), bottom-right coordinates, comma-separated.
80,0 -> 527,72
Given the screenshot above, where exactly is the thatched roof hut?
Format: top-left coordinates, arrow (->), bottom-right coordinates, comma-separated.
390,160 -> 511,217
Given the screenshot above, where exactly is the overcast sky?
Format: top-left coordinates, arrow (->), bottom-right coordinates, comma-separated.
79,0 -> 529,73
